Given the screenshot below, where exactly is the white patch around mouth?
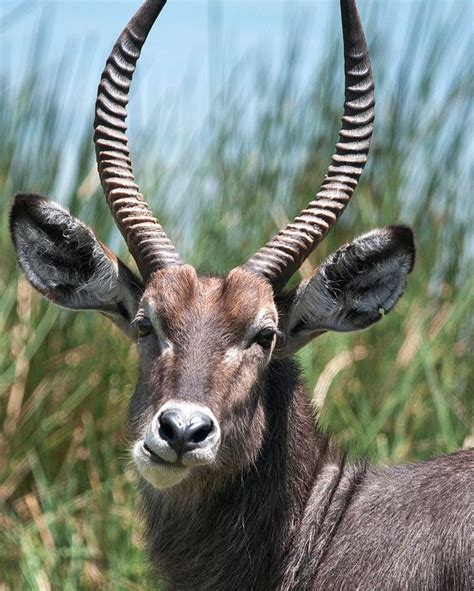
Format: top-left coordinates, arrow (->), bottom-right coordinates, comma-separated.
132,441 -> 190,490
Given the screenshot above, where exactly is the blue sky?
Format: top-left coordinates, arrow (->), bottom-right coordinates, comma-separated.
1,1 -> 329,121
1,0 -> 470,129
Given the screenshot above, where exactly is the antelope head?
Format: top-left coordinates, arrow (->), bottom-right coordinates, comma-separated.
10,0 -> 414,492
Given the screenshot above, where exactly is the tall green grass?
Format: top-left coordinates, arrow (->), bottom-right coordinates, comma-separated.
1,4 -> 472,589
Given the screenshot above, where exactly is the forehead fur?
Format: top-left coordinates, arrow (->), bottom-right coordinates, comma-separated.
143,265 -> 275,327
145,265 -> 201,317
223,267 -> 275,321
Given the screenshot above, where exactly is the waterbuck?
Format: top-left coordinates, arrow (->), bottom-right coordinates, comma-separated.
9,0 -> 472,589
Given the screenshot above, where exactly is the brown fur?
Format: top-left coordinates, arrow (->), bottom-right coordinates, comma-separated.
127,267 -> 473,590
129,266 -> 277,477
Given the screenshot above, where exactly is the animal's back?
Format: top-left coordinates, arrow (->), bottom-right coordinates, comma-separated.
312,449 -> 473,590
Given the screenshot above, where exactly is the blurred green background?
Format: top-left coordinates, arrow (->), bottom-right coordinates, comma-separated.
0,1 -> 473,589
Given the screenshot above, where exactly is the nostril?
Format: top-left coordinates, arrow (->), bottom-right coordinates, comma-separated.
158,411 -> 184,446
189,421 -> 213,444
186,414 -> 214,446
159,421 -> 175,442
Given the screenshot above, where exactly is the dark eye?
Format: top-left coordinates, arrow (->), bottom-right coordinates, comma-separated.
255,327 -> 276,348
136,317 -> 153,338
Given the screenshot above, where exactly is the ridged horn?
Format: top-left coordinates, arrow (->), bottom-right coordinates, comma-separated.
244,0 -> 374,291
94,0 -> 183,281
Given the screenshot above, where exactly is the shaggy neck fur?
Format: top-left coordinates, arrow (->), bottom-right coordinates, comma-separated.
139,359 -> 361,590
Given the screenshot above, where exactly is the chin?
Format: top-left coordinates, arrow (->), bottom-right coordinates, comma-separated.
133,441 -> 191,490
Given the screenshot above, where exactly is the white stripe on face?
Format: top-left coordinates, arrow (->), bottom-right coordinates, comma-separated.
141,298 -> 173,352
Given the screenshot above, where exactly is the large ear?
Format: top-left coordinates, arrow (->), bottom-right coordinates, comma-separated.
276,226 -> 415,357
10,193 -> 143,337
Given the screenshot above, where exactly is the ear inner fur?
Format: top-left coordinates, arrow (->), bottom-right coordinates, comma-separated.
10,193 -> 142,335
274,226 -> 415,357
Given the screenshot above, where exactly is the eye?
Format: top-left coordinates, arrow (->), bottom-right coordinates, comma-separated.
255,326 -> 276,349
136,317 -> 153,338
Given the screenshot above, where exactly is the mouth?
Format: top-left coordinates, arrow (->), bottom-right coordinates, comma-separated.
133,441 -> 190,490
142,442 -> 171,465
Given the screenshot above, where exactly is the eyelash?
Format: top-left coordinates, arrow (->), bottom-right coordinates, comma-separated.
133,315 -> 153,338
254,326 -> 278,348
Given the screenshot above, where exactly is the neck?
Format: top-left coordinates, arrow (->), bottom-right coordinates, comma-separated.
140,359 -> 332,590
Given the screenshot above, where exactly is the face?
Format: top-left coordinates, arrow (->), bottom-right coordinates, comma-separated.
129,265 -> 278,491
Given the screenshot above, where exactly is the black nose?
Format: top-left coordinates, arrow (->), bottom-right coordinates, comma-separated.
158,409 -> 215,455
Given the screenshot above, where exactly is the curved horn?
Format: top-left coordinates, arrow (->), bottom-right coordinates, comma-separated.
244,0 -> 374,291
94,0 -> 183,281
